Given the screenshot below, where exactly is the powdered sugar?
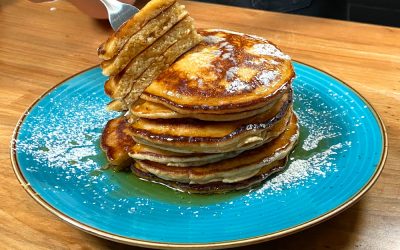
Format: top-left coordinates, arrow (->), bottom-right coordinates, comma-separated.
225,67 -> 253,94
204,35 -> 225,44
225,68 -> 279,94
251,43 -> 291,60
257,70 -> 279,86
245,77 -> 356,197
16,92 -> 115,172
221,52 -> 232,60
219,42 -> 234,52
302,130 -> 339,151
270,60 -> 279,65
211,50 -> 222,56
255,143 -> 343,195
225,66 -> 239,81
226,79 -> 251,93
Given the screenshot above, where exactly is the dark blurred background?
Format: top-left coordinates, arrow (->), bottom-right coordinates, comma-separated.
194,0 -> 400,27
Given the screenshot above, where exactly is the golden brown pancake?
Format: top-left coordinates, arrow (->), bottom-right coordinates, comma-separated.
130,89 -> 289,121
101,3 -> 188,76
133,113 -> 298,184
98,0 -> 177,60
112,30 -> 202,111
142,29 -> 294,114
131,157 -> 288,194
128,92 -> 293,153
128,143 -> 244,167
100,116 -> 135,167
98,0 -> 202,112
104,16 -> 198,100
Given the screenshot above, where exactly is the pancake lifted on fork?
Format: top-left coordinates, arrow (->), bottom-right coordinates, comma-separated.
110,29 -> 202,111
141,29 -> 294,115
99,0 -> 182,62
100,2 -> 188,76
104,16 -> 198,100
97,0 -> 203,111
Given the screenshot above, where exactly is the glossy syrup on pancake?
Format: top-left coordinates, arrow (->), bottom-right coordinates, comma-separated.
101,116 -> 135,167
131,158 -> 288,194
129,92 -> 292,153
130,88 -> 288,121
133,114 -> 299,185
128,143 -> 245,167
142,29 -> 294,114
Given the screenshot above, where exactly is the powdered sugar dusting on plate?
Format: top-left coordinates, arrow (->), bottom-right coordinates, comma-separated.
12,63 -> 375,226
302,130 -> 339,151
254,143 -> 343,195
246,76 -> 355,197
16,92 -> 115,173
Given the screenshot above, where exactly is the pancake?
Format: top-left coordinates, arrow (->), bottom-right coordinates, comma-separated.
133,113 -> 298,185
100,2 -> 188,76
98,0 -> 176,60
130,89 -> 288,121
129,143 -> 244,167
98,9 -> 298,194
132,157 -> 288,194
109,30 -> 203,111
141,29 -> 294,115
100,116 -> 135,167
104,16 -> 198,100
128,92 -> 293,153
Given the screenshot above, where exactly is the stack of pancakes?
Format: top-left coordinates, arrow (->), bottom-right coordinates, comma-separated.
101,29 -> 299,193
98,0 -> 202,111
99,1 -> 299,193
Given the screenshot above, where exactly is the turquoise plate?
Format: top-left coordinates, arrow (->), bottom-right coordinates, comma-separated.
11,62 -> 387,248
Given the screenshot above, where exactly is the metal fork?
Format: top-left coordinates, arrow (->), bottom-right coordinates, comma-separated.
99,0 -> 140,31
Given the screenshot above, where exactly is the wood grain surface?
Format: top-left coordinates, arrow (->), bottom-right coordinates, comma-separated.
1,0 -> 399,249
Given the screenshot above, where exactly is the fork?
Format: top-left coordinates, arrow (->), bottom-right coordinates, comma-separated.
99,0 -> 140,31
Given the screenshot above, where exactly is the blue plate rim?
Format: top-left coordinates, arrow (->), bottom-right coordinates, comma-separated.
10,61 -> 388,249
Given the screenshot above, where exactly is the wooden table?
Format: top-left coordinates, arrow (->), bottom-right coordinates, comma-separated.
1,0 -> 399,249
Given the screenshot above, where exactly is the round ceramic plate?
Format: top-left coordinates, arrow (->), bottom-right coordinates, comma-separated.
11,62 -> 387,249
